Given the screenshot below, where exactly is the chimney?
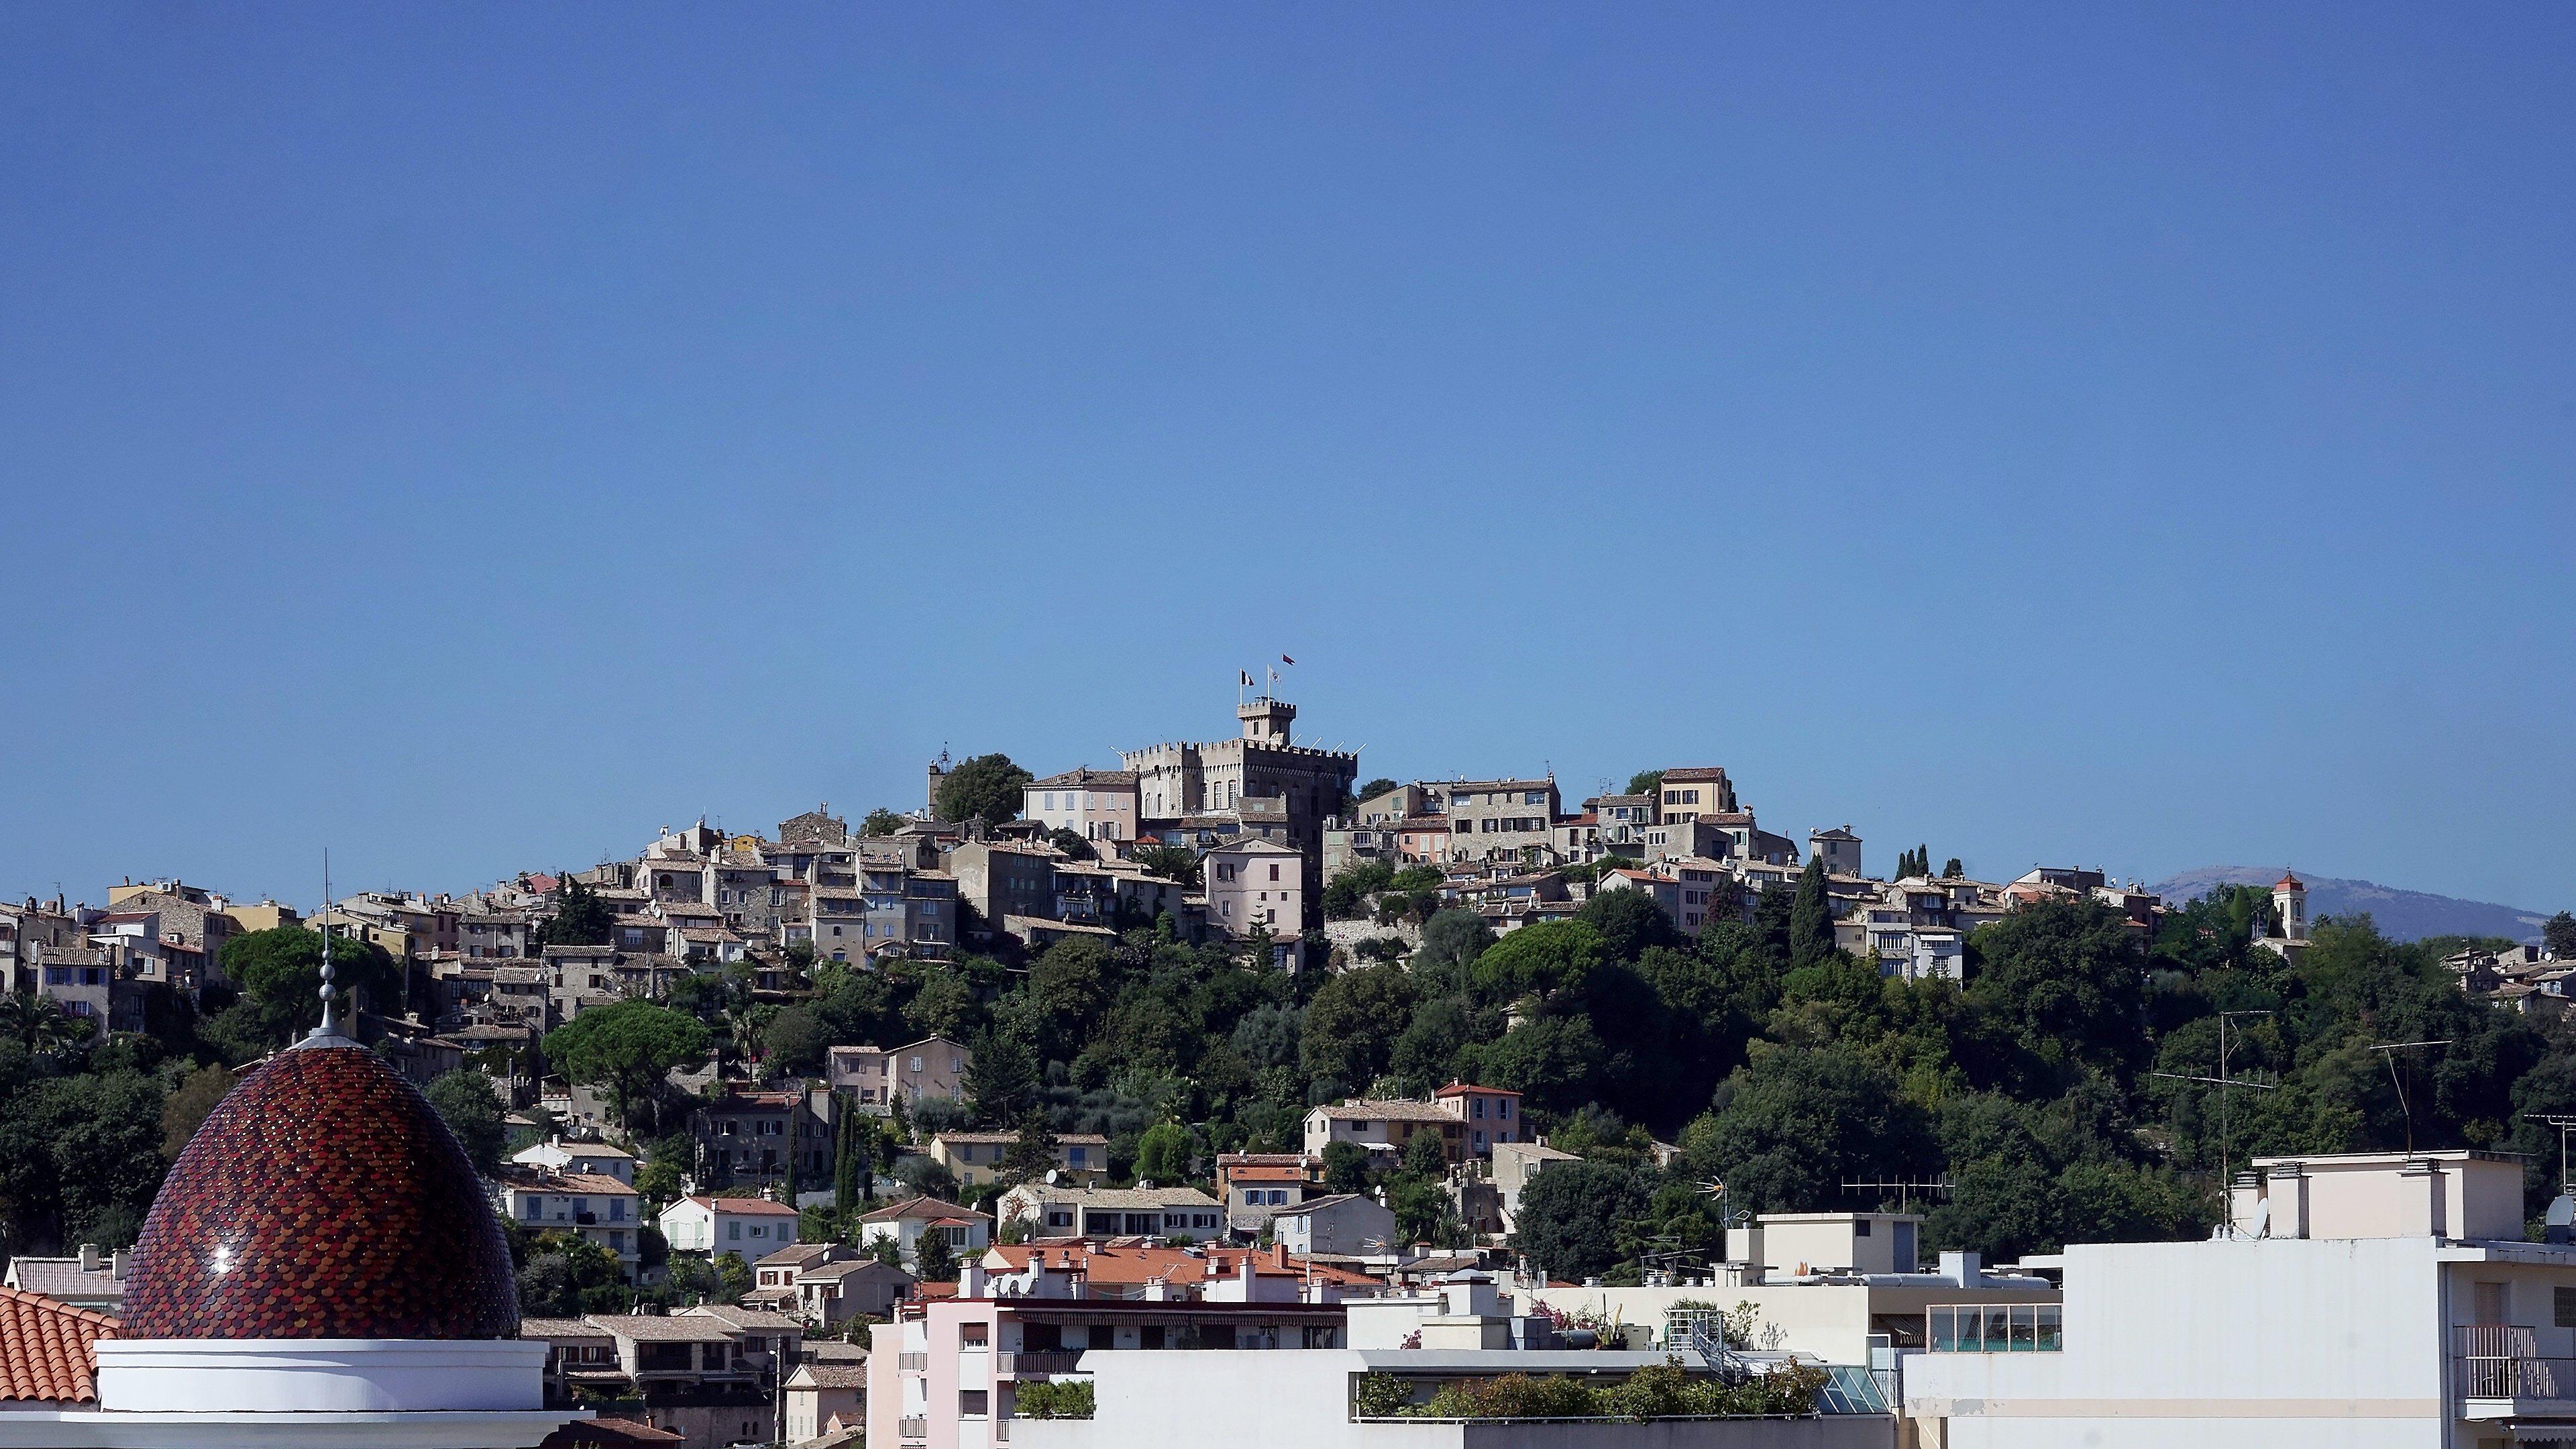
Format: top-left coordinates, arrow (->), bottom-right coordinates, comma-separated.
960,1262 -> 987,1298
110,1250 -> 127,1281
78,1244 -> 99,1273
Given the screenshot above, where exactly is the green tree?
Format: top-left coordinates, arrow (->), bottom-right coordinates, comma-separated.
1047,827 -> 1097,861
1786,857 -> 1836,969
1942,858 -> 1964,879
1966,897 -> 2149,1089
1471,922 -> 1607,1004
2546,912 -> 2576,959
425,1069 -> 507,1174
1000,1112 -> 1061,1188
159,1062 -> 233,1159
1132,845 -> 1202,886
0,1068 -> 169,1250
1625,769 -> 1666,799
1322,1140 -> 1373,1195
1355,777 -> 1401,802
543,1000 -> 712,1134
966,1032 -> 1039,1124
1301,965 -> 1426,1089
537,878 -> 615,949
860,808 -> 909,837
1683,1044 -> 1937,1214
834,1108 -> 864,1212
761,1006 -> 830,1074
219,926 -> 407,1043
1416,910 -> 1496,987
1576,890 -> 1681,963
914,1226 -> 959,1281
934,753 -> 1034,827
1513,1160 -> 1652,1281
0,991 -> 92,1058
1135,1122 -> 1193,1184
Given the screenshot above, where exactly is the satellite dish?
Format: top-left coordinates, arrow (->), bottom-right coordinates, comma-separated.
1044,1169 -> 1060,1185
2249,1198 -> 2271,1240
2547,1195 -> 2574,1244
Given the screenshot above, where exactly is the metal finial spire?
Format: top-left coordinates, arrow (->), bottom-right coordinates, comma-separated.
303,849 -> 353,1047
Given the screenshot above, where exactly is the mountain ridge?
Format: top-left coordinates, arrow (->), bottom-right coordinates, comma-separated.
2145,865 -> 2549,945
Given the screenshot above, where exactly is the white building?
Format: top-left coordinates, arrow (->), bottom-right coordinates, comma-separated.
658,1194 -> 802,1256
492,1168 -> 645,1277
1904,1149 -> 2568,1449
857,1194 -> 994,1270
992,1183 -> 1227,1242
1273,1193 -> 1397,1258
508,1136 -> 637,1184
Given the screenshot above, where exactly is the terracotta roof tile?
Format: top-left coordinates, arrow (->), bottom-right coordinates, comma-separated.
0,1284 -> 115,1403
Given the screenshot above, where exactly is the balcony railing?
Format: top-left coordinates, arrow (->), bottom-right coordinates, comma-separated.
1927,1304 -> 2062,1353
899,1417 -> 927,1440
898,1352 -> 928,1371
998,1351 -> 1084,1377
2457,1325 -> 2576,1402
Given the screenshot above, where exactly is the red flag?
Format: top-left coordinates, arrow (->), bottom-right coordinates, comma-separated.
1281,654 -> 1296,665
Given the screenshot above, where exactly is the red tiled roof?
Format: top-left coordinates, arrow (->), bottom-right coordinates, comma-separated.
539,1415 -> 686,1448
1434,1080 -> 1519,1099
0,1284 -> 115,1403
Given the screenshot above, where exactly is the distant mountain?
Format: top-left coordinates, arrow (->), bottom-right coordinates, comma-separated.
2145,865 -> 2551,945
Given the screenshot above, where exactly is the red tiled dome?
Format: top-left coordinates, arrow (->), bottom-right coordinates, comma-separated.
123,1041 -> 519,1340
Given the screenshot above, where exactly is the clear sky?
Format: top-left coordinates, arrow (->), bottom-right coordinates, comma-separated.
3,4 -> 2571,913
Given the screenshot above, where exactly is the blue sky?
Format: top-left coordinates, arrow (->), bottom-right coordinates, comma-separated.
3,4 -> 2570,912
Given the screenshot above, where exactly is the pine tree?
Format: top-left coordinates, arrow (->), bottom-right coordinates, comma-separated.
1942,857 -> 1964,879
1788,855 -> 1835,968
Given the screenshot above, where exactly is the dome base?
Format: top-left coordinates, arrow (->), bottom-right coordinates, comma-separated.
0,1408 -> 581,1449
95,1338 -> 548,1414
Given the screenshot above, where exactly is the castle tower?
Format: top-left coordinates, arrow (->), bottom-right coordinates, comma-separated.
1238,697 -> 1295,744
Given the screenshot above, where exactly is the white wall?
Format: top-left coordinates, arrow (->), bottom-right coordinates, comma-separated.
1905,1236 -> 2448,1449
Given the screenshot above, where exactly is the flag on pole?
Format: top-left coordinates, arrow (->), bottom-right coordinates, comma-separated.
1240,670 -> 1254,687
1281,654 -> 1295,665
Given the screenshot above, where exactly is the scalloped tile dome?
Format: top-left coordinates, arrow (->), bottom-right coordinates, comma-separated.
123,1042 -> 519,1339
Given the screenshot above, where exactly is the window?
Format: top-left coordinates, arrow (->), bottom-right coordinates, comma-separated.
959,1391 -> 988,1417
961,1323 -> 988,1345
1525,791 -> 1545,805
1498,1099 -> 1510,1119
2557,1287 -> 2576,1329
729,1222 -> 743,1241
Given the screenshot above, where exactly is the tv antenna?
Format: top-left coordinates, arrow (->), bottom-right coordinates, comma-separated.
1840,1177 -> 1955,1211
2150,1010 -> 2275,1185
2524,1114 -> 2576,1192
2371,1039 -> 2454,1152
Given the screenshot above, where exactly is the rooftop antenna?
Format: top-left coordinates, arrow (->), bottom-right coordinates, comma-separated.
2523,1114 -> 2576,1193
2371,1040 -> 2454,1152
2151,1010 -> 2275,1185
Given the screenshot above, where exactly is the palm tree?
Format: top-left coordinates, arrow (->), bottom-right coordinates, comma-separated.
0,991 -> 93,1058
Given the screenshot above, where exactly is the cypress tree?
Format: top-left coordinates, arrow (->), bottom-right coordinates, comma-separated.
834,1108 -> 860,1212
1789,855 -> 1835,968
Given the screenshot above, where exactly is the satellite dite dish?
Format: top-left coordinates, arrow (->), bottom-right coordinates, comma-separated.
2546,1195 -> 2574,1244
2249,1197 -> 2272,1239
1044,1169 -> 1060,1185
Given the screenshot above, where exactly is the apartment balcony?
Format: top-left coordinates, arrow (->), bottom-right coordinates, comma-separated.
2457,1325 -> 2576,1419
996,1350 -> 1084,1378
899,1417 -> 928,1440
898,1352 -> 929,1371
